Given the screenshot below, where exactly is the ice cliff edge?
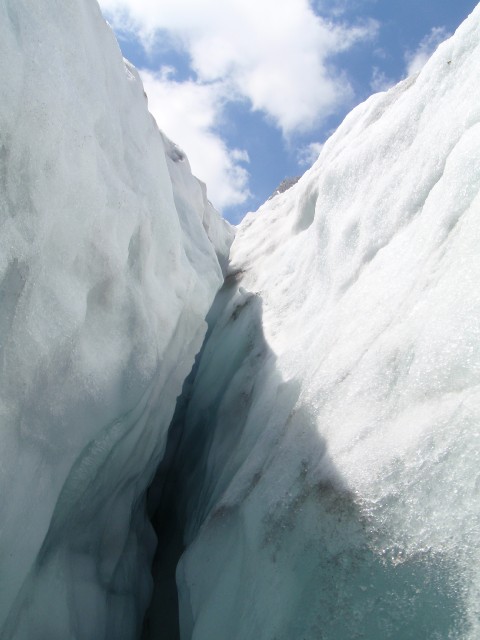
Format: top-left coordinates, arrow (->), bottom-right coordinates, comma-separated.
0,0 -> 232,638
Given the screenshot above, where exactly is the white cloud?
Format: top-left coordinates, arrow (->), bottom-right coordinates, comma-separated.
100,0 -> 378,134
141,68 -> 250,209
297,141 -> 324,167
405,26 -> 450,76
370,66 -> 394,93
99,0 -> 378,210
230,148 -> 250,163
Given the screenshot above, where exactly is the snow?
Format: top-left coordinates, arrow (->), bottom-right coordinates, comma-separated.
2,1 -> 480,639
170,7 -> 480,639
0,1 -> 231,638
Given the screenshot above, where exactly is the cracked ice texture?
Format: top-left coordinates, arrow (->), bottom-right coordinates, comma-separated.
0,1 -> 232,638
174,7 -> 480,639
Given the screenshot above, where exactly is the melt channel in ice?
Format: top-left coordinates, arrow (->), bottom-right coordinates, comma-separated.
157,7 -> 480,640
0,0 -> 232,638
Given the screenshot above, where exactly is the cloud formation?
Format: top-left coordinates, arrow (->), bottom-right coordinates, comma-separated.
99,0 -> 377,209
297,141 -> 324,167
102,0 -> 377,133
405,26 -> 450,76
141,68 -> 250,209
370,66 -> 395,93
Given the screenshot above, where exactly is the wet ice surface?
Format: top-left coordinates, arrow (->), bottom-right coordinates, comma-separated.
166,7 -> 480,639
0,1 -> 231,638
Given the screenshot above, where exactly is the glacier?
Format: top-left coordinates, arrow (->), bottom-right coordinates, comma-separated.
150,7 -> 480,640
1,1 -> 480,640
0,0 -> 232,638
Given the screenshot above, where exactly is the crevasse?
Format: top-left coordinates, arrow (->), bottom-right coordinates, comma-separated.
1,1 -> 480,639
146,6 -> 480,638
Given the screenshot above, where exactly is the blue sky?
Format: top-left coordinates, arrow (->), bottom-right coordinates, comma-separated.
98,0 -> 478,223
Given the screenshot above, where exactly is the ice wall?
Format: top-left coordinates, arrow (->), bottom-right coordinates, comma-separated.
0,1 -> 232,638
169,8 -> 480,639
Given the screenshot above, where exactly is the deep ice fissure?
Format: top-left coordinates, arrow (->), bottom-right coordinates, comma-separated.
1,0 -> 480,638
142,272 -> 467,640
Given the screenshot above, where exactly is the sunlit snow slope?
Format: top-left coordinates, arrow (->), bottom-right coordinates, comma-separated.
0,1 -> 232,639
170,8 -> 480,639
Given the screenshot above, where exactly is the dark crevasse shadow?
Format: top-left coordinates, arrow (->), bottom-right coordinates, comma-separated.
141,274 -> 252,639
142,273 -> 466,640
140,386 -> 189,640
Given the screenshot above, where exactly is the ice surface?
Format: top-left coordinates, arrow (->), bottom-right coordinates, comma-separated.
2,1 -> 480,638
168,7 -> 480,639
0,1 -> 232,638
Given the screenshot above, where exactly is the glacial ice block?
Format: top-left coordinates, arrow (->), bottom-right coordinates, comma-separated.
0,1 -> 232,638
171,7 -> 480,639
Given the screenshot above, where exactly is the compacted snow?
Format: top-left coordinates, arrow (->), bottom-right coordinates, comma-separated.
1,1 -> 480,639
0,1 -> 231,638
166,7 -> 480,640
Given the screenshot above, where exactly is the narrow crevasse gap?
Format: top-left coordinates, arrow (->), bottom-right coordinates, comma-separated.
140,362 -> 200,640
140,405 -> 186,640
140,267 -> 291,639
138,257 -> 471,640
141,278 -> 236,640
